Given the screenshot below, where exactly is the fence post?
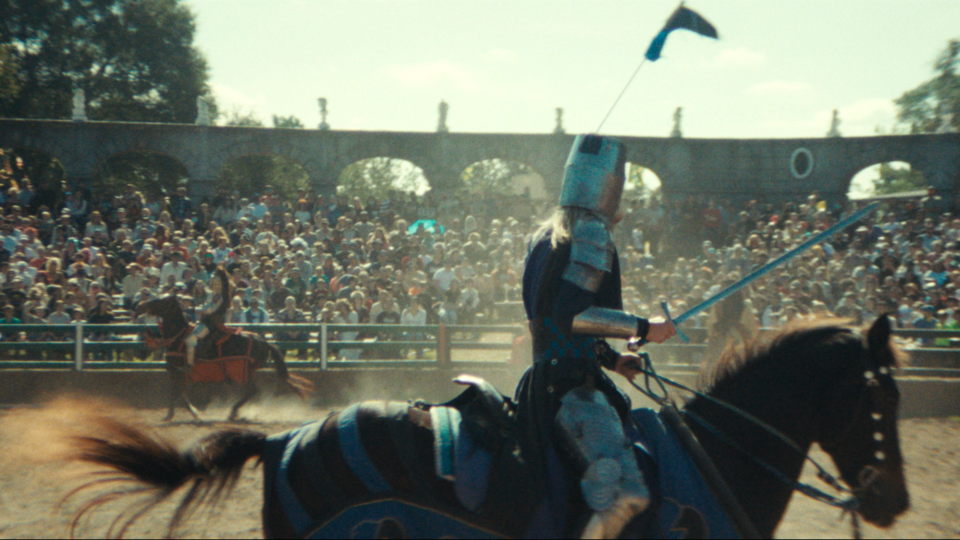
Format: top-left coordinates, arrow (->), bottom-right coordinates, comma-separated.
438,324 -> 451,367
320,323 -> 328,371
74,323 -> 84,371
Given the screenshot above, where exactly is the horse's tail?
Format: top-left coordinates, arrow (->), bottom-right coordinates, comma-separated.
267,340 -> 315,399
65,414 -> 266,538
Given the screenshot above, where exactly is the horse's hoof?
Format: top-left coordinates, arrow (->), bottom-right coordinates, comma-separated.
161,412 -> 175,423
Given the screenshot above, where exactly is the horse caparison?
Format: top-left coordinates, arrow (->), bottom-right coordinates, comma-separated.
53,316 -> 908,538
136,294 -> 314,422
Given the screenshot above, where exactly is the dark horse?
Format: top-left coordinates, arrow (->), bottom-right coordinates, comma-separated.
52,316 -> 909,538
137,294 -> 314,422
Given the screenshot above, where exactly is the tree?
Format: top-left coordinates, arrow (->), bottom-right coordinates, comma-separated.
0,45 -> 19,103
0,0 -> 215,123
94,151 -> 189,199
872,163 -> 927,196
223,108 -> 263,127
460,159 -> 536,195
273,115 -> 304,129
895,39 -> 960,133
338,158 -> 424,201
220,155 -> 309,201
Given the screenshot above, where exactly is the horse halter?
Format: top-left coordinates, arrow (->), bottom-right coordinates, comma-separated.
817,361 -> 896,513
627,344 -> 890,540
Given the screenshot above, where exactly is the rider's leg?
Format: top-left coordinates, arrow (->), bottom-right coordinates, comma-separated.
555,386 -> 649,539
185,324 -> 208,367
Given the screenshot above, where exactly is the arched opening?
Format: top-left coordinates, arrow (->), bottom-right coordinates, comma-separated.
0,146 -> 66,213
219,153 -> 310,202
459,159 -> 546,199
94,151 -> 190,202
848,161 -> 927,200
625,162 -> 662,202
337,157 -> 430,201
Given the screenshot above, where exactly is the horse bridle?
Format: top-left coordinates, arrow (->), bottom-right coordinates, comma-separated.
627,343 -> 891,540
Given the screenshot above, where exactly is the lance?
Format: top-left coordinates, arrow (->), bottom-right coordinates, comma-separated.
631,201 -> 880,348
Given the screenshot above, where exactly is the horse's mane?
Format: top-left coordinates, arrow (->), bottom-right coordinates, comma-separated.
698,316 -> 906,392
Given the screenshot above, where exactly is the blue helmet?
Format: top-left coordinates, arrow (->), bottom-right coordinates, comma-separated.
559,135 -> 627,219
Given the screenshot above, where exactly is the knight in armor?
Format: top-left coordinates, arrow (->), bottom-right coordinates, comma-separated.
515,134 -> 676,538
185,268 -> 231,366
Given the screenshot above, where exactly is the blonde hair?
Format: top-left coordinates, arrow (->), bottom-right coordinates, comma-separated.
534,207 -> 599,248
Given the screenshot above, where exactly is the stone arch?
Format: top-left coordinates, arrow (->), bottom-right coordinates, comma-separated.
217,152 -> 311,203
625,161 -> 665,202
336,157 -> 432,202
93,150 -> 191,202
458,158 -> 547,198
846,161 -> 928,201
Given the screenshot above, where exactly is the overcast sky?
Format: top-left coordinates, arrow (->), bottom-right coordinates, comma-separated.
186,0 -> 959,140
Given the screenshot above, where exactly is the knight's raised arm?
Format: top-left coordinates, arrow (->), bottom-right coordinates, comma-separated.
571,306 -> 649,341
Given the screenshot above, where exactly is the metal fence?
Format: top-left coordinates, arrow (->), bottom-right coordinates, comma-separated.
0,324 -> 956,377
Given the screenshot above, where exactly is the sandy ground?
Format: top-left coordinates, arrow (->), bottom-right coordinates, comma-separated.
0,403 -> 957,539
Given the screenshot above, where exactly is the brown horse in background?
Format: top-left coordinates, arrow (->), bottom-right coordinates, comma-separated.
137,294 -> 314,422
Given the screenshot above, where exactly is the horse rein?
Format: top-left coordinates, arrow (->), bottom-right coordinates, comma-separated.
626,348 -> 887,540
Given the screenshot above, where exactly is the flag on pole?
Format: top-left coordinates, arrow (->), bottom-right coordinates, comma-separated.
645,5 -> 719,61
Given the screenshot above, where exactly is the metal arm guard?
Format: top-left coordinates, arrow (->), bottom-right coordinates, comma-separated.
572,307 -> 648,340
561,216 -> 615,292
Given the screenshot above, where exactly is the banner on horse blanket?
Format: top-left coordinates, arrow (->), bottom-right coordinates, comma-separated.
188,356 -> 251,384
632,408 -> 741,539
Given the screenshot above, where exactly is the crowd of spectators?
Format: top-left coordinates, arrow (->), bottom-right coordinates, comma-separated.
1,148 -> 959,360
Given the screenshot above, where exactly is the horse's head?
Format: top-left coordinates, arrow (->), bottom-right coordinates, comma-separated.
816,315 -> 909,527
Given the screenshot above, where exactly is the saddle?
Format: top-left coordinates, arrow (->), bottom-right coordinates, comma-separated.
425,375 -> 546,537
196,324 -> 243,360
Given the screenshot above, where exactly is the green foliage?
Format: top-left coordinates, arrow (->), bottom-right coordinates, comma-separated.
0,0 -> 215,122
220,155 -> 309,201
460,159 -> 536,195
0,45 -> 20,102
895,39 -> 960,133
223,108 -> 264,127
273,115 -> 304,129
338,158 -> 423,200
872,163 -> 927,195
93,151 -> 189,199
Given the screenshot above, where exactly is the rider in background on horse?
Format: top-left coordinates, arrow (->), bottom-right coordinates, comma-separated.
516,134 -> 675,538
184,267 -> 230,367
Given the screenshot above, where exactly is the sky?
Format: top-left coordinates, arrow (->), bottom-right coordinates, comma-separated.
186,0 -> 960,140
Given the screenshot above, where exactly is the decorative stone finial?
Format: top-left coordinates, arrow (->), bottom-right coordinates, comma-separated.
670,107 -> 682,138
71,89 -> 87,122
195,96 -> 211,126
318,98 -> 330,130
554,107 -> 565,135
437,100 -> 449,133
826,109 -> 842,137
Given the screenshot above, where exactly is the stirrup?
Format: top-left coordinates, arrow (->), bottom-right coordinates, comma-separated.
580,495 -> 650,540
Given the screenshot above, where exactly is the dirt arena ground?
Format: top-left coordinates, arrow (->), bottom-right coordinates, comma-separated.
0,402 -> 957,539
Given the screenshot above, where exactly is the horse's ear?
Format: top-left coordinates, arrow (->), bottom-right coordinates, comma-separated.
867,314 -> 892,352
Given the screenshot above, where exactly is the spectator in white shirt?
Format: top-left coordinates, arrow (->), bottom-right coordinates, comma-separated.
432,259 -> 457,293
159,251 -> 188,284
400,296 -> 426,359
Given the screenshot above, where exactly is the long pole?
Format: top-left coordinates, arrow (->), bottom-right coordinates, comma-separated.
596,59 -> 647,133
667,202 -> 880,337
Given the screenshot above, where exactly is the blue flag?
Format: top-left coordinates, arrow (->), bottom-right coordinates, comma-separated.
645,5 -> 719,62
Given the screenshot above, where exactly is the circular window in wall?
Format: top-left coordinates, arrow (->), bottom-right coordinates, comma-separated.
790,147 -> 814,179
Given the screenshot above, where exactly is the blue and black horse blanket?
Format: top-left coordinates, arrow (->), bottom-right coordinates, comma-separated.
261,402 -> 740,539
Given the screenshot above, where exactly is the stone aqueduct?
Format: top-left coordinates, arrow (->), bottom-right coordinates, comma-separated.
2,118 -> 960,203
